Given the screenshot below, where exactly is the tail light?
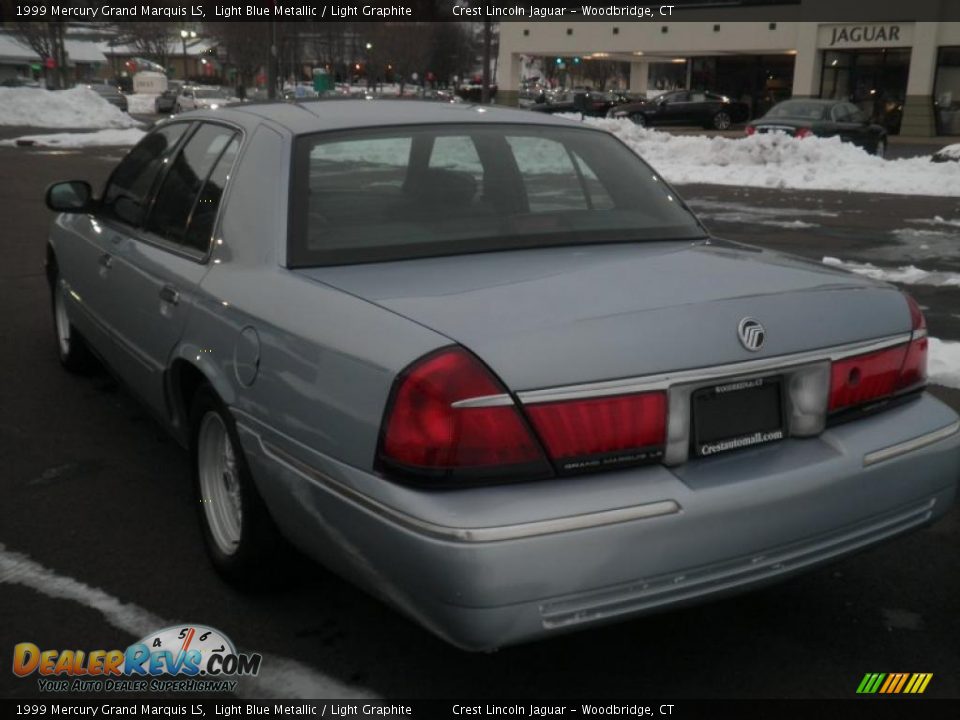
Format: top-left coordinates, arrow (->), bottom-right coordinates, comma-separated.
525,392 -> 667,473
829,293 -> 928,412
378,347 -> 550,481
795,127 -> 814,139
745,125 -> 756,136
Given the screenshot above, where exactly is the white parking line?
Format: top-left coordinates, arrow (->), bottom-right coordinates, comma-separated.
0,543 -> 375,699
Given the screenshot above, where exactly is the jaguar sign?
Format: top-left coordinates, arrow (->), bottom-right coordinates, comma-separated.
819,23 -> 911,49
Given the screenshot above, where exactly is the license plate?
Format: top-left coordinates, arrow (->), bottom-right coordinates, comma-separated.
692,376 -> 784,457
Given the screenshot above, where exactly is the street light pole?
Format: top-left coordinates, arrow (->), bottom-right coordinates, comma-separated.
180,29 -> 196,81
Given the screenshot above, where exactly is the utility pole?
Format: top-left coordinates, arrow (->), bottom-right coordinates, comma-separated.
481,20 -> 491,104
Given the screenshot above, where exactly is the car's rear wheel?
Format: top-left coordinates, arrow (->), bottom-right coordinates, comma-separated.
711,111 -> 732,130
629,113 -> 647,127
51,272 -> 95,373
191,386 -> 281,583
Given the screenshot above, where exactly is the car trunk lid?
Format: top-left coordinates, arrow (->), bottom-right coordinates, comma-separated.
297,241 -> 910,391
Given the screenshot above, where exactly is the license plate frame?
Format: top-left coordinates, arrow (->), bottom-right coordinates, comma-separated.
691,375 -> 785,458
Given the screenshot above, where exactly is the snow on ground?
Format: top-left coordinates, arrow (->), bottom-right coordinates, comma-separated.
932,143 -> 960,162
686,198 -> 838,230
578,117 -> 960,198
907,216 -> 960,228
822,257 -> 960,287
0,128 -> 145,148
929,338 -> 960,389
125,93 -> 158,115
0,87 -> 140,129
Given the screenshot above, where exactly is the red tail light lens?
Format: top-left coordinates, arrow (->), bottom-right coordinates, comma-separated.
378,348 -> 549,480
745,125 -> 756,136
525,392 -> 667,472
829,346 -> 907,411
795,128 -> 814,139
899,293 -> 929,389
829,293 -> 928,412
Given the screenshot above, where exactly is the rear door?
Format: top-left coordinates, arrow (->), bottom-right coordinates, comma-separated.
658,91 -> 692,125
107,122 -> 241,416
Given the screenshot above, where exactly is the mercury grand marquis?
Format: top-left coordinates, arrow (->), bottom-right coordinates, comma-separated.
44,101 -> 959,650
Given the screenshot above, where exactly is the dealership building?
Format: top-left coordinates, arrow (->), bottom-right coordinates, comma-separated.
497,18 -> 960,136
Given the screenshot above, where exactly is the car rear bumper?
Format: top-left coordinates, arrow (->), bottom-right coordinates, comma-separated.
236,392 -> 959,651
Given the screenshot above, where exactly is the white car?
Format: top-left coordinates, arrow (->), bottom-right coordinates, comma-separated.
175,86 -> 235,112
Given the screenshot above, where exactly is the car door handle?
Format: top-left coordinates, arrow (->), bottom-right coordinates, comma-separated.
159,285 -> 180,306
98,253 -> 112,269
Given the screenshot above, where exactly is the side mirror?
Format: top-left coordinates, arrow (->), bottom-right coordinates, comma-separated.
46,181 -> 93,213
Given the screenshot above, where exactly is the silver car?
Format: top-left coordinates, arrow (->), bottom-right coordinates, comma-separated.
44,102 -> 959,650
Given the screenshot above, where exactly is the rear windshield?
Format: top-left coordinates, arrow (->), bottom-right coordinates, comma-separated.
288,124 -> 704,266
765,101 -> 829,120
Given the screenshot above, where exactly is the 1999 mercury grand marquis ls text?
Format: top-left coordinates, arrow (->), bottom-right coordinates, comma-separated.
44,101 -> 959,650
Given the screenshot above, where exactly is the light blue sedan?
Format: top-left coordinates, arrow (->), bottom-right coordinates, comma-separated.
44,101 -> 959,650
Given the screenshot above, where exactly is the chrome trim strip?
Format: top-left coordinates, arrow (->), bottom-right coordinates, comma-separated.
518,333 -> 912,404
863,421 -> 960,467
252,435 -> 681,543
451,394 -> 514,408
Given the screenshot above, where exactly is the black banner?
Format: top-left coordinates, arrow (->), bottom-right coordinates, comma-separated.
2,699 -> 960,719
2,0 -> 960,23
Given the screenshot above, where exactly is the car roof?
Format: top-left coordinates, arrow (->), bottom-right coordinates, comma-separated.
189,99 -> 584,136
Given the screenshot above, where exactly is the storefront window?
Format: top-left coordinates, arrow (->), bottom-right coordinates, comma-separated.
820,49 -> 909,134
935,47 -> 960,136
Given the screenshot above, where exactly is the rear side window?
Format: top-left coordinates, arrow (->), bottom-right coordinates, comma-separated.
289,124 -> 704,266
101,123 -> 189,226
146,123 -> 239,251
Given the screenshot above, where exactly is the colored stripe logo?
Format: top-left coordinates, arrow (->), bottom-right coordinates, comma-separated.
857,672 -> 933,694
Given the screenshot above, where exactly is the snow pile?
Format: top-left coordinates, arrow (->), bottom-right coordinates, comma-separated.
125,93 -> 159,115
0,128 -> 145,148
929,338 -> 960,389
0,87 -> 140,129
579,117 -> 960,197
932,143 -> 960,162
822,257 -> 960,287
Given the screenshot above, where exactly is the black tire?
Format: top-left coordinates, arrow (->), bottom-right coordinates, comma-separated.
711,111 -> 732,130
190,385 -> 283,584
50,268 -> 96,374
629,113 -> 647,127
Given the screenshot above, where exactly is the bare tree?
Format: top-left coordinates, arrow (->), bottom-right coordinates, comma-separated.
205,22 -> 272,88
10,21 -> 67,88
116,22 -> 173,71
369,23 -> 432,94
428,23 -> 476,87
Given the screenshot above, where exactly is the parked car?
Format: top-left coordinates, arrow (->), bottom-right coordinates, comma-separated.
746,99 -> 888,156
44,102 -> 958,651
175,85 -> 236,112
608,89 -> 750,130
530,89 -> 642,117
86,82 -> 128,112
1,76 -> 41,88
155,80 -> 184,114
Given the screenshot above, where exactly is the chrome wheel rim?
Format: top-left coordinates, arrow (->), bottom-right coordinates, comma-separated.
54,286 -> 71,358
715,113 -> 731,130
198,412 -> 243,555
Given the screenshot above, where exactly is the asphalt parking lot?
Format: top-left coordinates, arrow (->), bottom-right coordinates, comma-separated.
0,144 -> 957,700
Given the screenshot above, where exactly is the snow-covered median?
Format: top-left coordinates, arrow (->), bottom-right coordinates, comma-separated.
0,87 -> 140,129
580,117 -> 960,198
0,128 -> 145,148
